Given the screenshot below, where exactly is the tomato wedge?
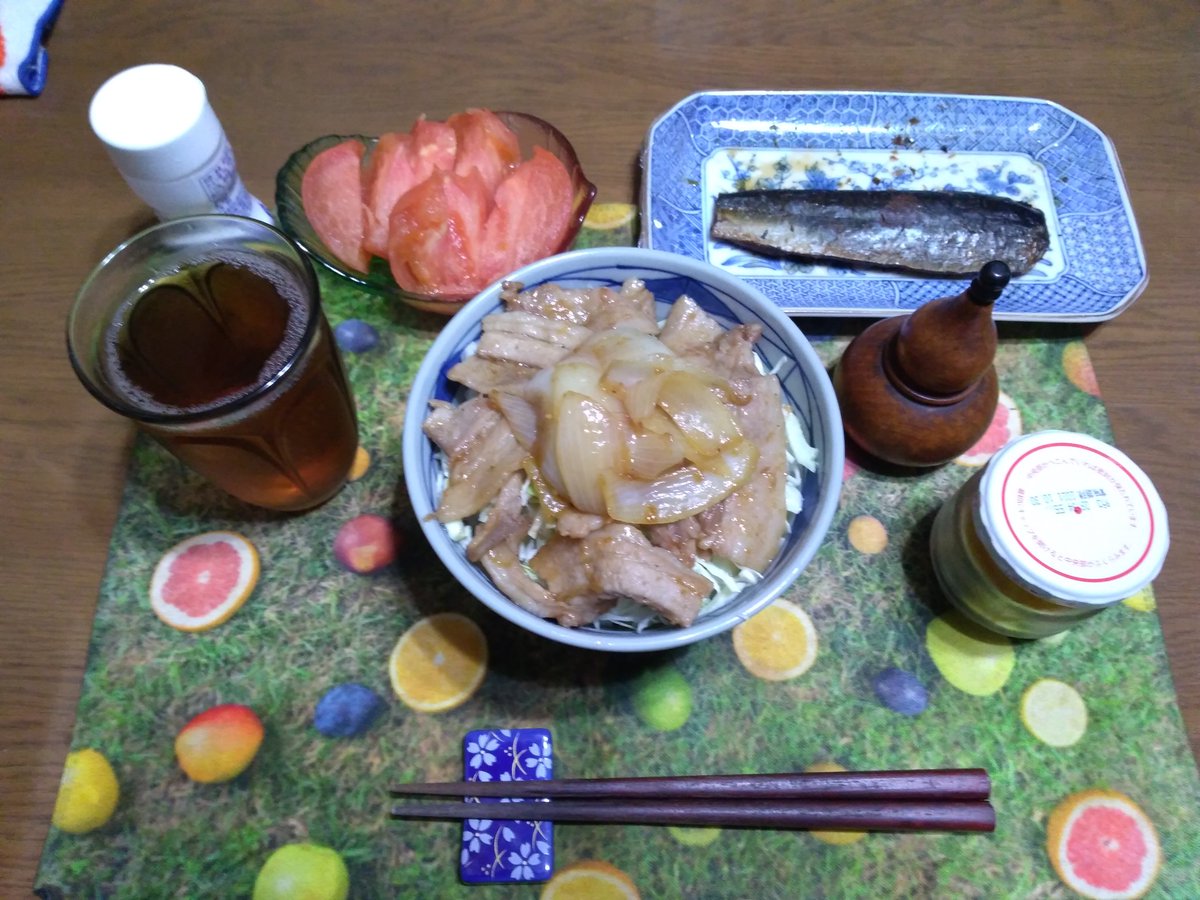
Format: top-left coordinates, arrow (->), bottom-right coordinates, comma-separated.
448,108 -> 521,193
386,168 -> 494,297
362,119 -> 457,257
479,146 -> 574,284
411,117 -> 458,171
300,139 -> 370,272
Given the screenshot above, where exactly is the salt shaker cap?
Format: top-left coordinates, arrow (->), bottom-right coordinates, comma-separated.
89,64 -> 223,182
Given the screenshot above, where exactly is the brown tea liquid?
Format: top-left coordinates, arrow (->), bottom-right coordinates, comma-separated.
103,252 -> 358,511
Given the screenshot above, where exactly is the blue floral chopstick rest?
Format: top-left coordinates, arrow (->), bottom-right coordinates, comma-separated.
460,728 -> 554,884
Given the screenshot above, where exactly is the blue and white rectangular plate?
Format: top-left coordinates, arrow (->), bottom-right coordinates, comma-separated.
640,91 -> 1147,321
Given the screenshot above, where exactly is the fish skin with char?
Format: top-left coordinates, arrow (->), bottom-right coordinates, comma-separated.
711,189 -> 1050,276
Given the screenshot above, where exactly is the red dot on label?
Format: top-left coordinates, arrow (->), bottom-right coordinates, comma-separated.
1074,506 -> 1083,514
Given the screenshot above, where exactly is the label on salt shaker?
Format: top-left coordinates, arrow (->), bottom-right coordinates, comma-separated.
978,431 -> 1169,607
196,137 -> 272,221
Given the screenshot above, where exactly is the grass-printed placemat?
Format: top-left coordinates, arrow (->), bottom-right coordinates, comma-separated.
37,205 -> 1200,898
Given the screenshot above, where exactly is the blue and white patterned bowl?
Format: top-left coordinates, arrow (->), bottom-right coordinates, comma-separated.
402,247 -> 844,652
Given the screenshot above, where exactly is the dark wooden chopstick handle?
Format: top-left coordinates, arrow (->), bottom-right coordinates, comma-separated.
389,798 -> 996,833
390,768 -> 990,801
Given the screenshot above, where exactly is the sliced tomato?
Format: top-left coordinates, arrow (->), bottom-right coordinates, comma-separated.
362,119 -> 457,258
479,146 -> 574,283
300,139 -> 370,272
448,108 -> 521,193
386,168 -> 494,297
410,116 -> 458,172
362,132 -> 416,257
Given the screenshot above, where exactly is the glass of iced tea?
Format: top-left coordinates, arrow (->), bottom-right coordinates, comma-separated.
68,214 -> 359,512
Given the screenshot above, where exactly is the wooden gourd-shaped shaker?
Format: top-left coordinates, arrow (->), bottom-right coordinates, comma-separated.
832,261 -> 1010,468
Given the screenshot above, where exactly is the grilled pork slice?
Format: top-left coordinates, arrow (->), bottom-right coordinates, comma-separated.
658,295 -> 726,355
555,509 -> 608,538
502,278 -> 658,333
447,355 -> 539,394
484,309 -> 592,348
483,543 -> 617,627
532,524 -> 712,627
476,310 -> 592,369
481,544 -> 562,619
586,280 -> 659,334
423,397 -> 529,522
466,472 -> 530,562
695,374 -> 788,572
690,322 -> 764,383
647,516 -> 703,567
502,280 -> 602,324
423,396 -> 491,458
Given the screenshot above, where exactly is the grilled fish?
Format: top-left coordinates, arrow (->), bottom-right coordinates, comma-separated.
711,189 -> 1050,276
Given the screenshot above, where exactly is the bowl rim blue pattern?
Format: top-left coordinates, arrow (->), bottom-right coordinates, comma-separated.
402,247 -> 843,652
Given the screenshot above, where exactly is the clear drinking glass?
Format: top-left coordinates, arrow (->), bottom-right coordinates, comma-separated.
68,214 -> 358,511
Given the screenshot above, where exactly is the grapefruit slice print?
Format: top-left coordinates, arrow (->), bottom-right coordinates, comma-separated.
955,391 -> 1022,467
149,531 -> 260,632
1046,789 -> 1161,899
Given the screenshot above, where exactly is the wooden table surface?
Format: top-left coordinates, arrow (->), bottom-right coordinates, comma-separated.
2,0 -> 1196,892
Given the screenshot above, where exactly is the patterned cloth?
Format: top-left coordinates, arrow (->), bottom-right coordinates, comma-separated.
0,0 -> 64,96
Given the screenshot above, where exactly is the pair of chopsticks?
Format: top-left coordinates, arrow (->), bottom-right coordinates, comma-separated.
390,768 -> 994,833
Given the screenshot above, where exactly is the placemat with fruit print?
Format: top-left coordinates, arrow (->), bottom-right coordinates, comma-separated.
36,204 -> 1200,899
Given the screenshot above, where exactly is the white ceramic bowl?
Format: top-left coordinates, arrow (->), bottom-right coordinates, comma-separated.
402,247 -> 844,651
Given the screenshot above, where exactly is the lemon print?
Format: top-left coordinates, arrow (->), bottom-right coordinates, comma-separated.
732,599 -> 818,681
847,515 -> 888,554
52,748 -> 120,834
805,762 -> 866,845
253,842 -> 350,900
631,665 -> 693,731
348,445 -> 371,481
583,202 -> 636,231
925,611 -> 1014,696
1122,588 -> 1156,612
1021,678 -> 1087,747
541,859 -> 640,899
389,613 -> 488,713
668,825 -> 721,847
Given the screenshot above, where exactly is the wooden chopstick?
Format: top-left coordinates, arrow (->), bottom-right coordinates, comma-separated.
389,798 -> 996,833
390,768 -> 990,802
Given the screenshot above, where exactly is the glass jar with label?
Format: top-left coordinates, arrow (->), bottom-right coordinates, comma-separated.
930,430 -> 1169,638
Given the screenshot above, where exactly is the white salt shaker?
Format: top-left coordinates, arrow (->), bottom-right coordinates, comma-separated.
89,64 -> 272,223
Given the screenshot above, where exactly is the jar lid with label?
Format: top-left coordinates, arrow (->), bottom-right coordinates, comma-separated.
976,430 -> 1169,608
